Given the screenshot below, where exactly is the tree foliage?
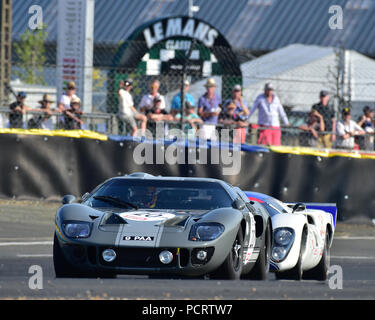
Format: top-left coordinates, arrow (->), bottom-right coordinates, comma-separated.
13,25 -> 48,85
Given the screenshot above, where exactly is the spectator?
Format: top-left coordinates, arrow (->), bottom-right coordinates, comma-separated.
170,79 -> 195,117
298,110 -> 325,147
146,97 -> 173,122
64,96 -> 83,130
219,101 -> 248,144
223,84 -> 249,118
197,78 -> 221,140
139,79 -> 166,113
57,81 -> 78,128
175,102 -> 202,138
9,91 -> 31,128
117,79 -> 147,137
335,107 -> 364,150
311,90 -> 336,148
249,83 -> 289,146
357,106 -> 374,151
58,81 -> 78,112
145,97 -> 173,134
28,94 -> 55,129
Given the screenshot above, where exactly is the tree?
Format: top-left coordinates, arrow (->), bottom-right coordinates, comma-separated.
327,46 -> 352,116
13,24 -> 48,85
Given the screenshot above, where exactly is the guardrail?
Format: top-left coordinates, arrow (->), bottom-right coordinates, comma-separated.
0,107 -> 115,135
1,107 -> 374,152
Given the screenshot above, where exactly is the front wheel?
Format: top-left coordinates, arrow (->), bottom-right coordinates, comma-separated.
244,223 -> 271,280
53,233 -> 82,278
53,233 -> 116,279
275,241 -> 303,280
210,228 -> 244,280
304,233 -> 330,281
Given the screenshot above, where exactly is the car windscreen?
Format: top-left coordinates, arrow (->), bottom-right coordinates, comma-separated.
260,197 -> 289,216
84,179 -> 233,211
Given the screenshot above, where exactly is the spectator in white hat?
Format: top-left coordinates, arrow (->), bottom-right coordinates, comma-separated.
197,78 -> 222,140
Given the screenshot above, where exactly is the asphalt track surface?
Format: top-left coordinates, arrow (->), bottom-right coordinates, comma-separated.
0,200 -> 375,300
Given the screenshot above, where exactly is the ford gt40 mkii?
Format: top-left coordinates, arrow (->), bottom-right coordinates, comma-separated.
53,173 -> 272,280
245,191 -> 337,281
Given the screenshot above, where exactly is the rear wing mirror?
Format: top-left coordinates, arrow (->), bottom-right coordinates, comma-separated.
232,198 -> 245,211
292,202 -> 306,213
62,194 -> 76,205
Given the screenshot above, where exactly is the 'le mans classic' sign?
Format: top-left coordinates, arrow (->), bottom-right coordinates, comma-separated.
108,16 -> 242,110
112,15 -> 241,76
143,17 -> 219,49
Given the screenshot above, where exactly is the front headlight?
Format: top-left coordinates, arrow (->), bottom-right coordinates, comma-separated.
189,223 -> 225,241
63,221 -> 92,239
274,228 -> 294,246
272,227 -> 295,262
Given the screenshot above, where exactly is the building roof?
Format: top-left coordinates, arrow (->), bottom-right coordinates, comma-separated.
240,44 -> 375,110
180,44 -> 375,119
11,0 -> 375,57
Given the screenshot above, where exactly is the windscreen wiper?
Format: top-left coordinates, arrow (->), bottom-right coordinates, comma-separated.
93,195 -> 138,210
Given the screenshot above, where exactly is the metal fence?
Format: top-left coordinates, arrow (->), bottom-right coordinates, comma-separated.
0,107 -> 114,134
1,107 -> 375,152
7,39 -> 375,115
2,34 -> 375,152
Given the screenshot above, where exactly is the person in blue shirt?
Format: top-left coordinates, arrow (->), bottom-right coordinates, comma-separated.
175,102 -> 203,139
223,84 -> 249,119
197,78 -> 221,140
170,80 -> 195,117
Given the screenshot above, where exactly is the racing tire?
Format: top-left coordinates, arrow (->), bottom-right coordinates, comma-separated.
275,241 -> 303,281
210,228 -> 244,280
53,233 -> 82,278
53,233 -> 117,279
244,223 -> 271,280
304,233 -> 330,281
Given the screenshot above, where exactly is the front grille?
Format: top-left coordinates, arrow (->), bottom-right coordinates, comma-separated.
115,247 -> 178,268
179,248 -> 190,267
87,246 -> 97,265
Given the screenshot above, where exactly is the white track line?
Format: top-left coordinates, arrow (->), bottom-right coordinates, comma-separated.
16,254 -> 52,258
334,236 -> 375,240
0,241 -> 53,246
331,256 -> 375,260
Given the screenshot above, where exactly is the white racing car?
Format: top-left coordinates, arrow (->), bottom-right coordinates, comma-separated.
244,191 -> 337,280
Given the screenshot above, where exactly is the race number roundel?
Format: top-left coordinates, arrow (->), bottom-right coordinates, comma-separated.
120,211 -> 175,222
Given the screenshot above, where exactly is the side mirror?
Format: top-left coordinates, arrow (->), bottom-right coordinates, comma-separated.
232,199 -> 246,211
62,194 -> 76,205
292,202 -> 306,213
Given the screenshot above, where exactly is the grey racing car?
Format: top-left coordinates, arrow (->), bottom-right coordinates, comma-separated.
53,173 -> 271,280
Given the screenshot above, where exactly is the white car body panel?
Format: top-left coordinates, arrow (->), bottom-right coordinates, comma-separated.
245,192 -> 337,275
270,207 -> 335,272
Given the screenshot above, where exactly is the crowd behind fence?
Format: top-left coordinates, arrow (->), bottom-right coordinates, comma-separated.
4,38 -> 375,152
1,104 -> 375,152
